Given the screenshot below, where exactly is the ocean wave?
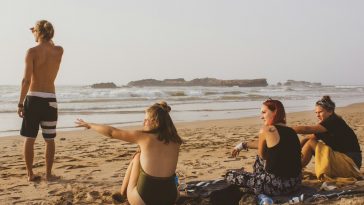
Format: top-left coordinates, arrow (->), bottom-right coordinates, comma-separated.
219,96 -> 245,100
60,97 -> 149,103
0,129 -> 19,133
205,91 -> 243,95
0,120 -> 142,134
170,96 -> 204,101
166,91 -> 186,96
334,85 -> 364,89
59,110 -> 145,115
182,107 -> 257,112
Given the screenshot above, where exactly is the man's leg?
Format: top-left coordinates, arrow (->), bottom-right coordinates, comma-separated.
45,139 -> 55,180
24,137 -> 36,181
301,139 -> 318,167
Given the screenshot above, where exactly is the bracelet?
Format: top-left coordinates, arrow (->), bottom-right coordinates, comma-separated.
18,103 -> 24,108
234,142 -> 248,151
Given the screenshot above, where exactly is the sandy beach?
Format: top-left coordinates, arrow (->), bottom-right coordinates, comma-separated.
1,103 -> 364,204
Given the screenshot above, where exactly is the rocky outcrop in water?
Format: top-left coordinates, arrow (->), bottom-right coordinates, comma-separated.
127,78 -> 268,87
91,82 -> 118,89
283,80 -> 321,87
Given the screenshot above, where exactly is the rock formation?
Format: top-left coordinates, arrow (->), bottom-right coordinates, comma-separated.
127,78 -> 268,87
91,82 -> 118,89
283,80 -> 321,87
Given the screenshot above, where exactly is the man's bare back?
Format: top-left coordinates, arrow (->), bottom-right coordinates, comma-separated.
28,42 -> 63,93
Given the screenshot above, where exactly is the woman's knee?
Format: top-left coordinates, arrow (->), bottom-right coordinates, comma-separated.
132,153 -> 141,166
132,152 -> 141,161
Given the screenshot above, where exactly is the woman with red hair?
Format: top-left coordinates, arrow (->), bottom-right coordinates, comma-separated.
225,99 -> 302,196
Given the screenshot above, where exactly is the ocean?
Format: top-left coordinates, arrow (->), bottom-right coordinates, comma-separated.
1,84 -> 364,137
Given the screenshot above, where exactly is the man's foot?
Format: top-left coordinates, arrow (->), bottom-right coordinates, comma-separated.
28,175 -> 41,182
46,174 -> 61,181
112,192 -> 127,204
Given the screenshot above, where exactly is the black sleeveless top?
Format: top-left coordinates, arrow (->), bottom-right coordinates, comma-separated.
316,114 -> 361,153
265,125 -> 302,178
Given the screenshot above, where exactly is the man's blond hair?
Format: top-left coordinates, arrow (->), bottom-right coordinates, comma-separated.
34,20 -> 54,41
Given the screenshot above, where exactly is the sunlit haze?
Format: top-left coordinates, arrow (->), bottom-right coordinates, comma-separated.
1,0 -> 363,86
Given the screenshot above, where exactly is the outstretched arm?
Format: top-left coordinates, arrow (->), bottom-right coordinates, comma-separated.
75,119 -> 140,143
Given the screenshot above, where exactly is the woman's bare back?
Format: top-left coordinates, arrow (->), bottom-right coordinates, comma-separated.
139,133 -> 180,177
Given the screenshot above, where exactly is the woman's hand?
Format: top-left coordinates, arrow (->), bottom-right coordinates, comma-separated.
231,148 -> 240,157
75,118 -> 91,129
231,142 -> 248,157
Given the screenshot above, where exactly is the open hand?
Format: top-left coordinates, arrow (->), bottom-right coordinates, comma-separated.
75,118 -> 91,129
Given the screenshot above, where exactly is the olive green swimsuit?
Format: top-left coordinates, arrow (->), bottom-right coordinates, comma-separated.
137,165 -> 177,205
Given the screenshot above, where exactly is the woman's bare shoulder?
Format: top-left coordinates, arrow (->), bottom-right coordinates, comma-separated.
259,125 -> 277,134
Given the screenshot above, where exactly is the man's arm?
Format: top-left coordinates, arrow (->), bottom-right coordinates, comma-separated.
18,49 -> 34,117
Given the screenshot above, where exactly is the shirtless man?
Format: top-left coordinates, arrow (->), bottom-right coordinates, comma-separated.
17,20 -> 63,181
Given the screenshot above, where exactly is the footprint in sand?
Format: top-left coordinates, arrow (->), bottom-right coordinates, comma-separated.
89,169 -> 102,174
111,173 -> 120,178
57,156 -> 78,162
48,189 -> 58,195
0,166 -> 10,171
223,158 -> 240,162
8,184 -> 29,190
186,175 -> 198,179
33,162 -> 45,168
86,191 -> 100,201
57,164 -> 90,170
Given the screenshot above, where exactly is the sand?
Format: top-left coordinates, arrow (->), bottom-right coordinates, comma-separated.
1,103 -> 364,204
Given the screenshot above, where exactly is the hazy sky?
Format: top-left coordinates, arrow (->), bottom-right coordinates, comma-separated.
1,0 -> 363,86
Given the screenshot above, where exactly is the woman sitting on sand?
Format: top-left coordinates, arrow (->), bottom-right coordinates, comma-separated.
225,99 -> 302,196
75,101 -> 182,205
292,96 -> 362,175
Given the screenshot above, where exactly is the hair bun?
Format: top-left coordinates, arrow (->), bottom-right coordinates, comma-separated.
316,95 -> 335,111
322,95 -> 331,101
158,101 -> 171,113
44,22 -> 51,29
